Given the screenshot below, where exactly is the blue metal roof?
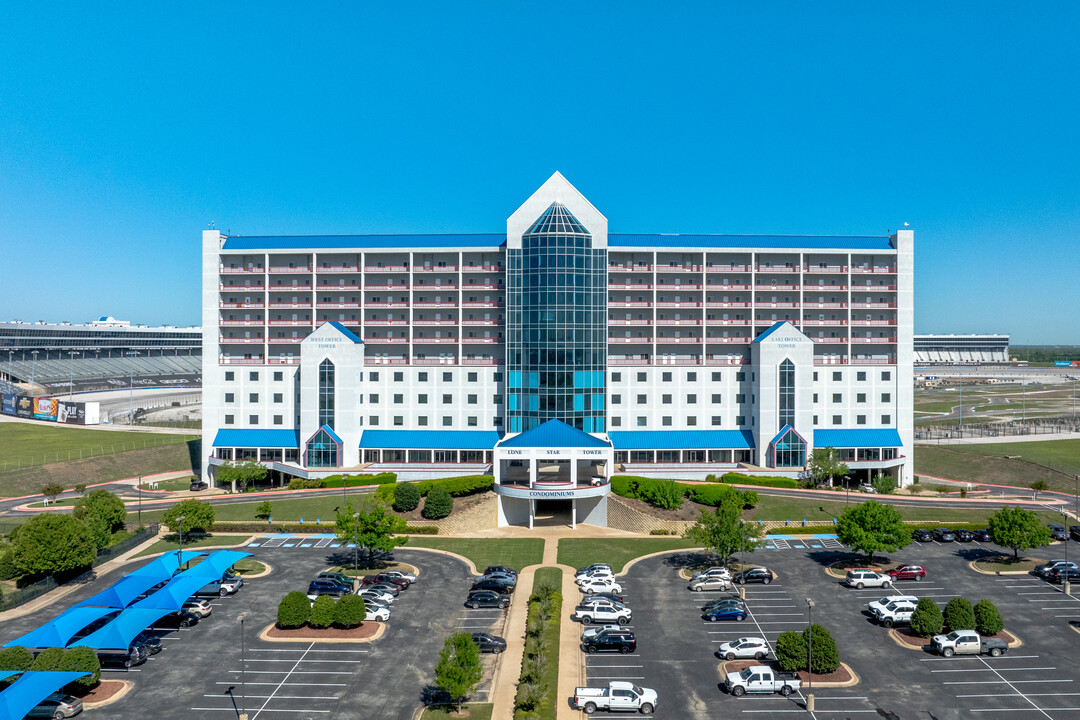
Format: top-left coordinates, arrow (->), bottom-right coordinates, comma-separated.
499,420 -> 610,449
223,234 -> 506,250
754,321 -> 791,342
0,671 -> 93,719
4,607 -> 119,648
212,429 -> 300,448
69,607 -> 177,650
185,550 -> 253,580
609,430 -> 756,450
325,321 -> 363,343
359,430 -> 501,450
813,428 -> 903,448
609,234 -> 894,250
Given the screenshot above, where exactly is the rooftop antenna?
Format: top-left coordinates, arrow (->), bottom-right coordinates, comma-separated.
903,222 -> 910,228
208,220 -> 216,229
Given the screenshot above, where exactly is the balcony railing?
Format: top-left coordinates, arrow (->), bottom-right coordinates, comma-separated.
609,283 -> 653,290
315,302 -> 360,308
316,265 -> 360,273
461,283 -> 504,290
414,265 -> 458,273
609,265 -> 653,272
608,319 -> 652,326
461,319 -> 502,326
755,302 -> 799,308
269,284 -> 312,291
851,284 -> 897,291
366,319 -> 410,326
851,337 -> 897,343
220,267 -> 264,274
656,319 -> 702,325
269,302 -> 313,309
414,301 -> 459,308
813,357 -> 848,365
364,301 -> 409,307
608,301 -> 652,307
268,357 -> 300,365
800,320 -> 848,326
365,357 -> 409,365
850,357 -> 896,364
268,319 -> 311,326
461,357 -> 500,365
811,337 -> 848,343
803,266 -> 847,273
705,356 -> 747,365
608,357 -> 652,365
220,319 -> 264,326
220,337 -> 264,344
656,265 -> 702,273
461,264 -> 503,272
220,357 -> 265,364
608,337 -> 652,344
707,337 -> 752,344
365,284 -> 410,291
706,265 -> 751,273
268,267 -> 312,274
850,302 -> 896,308
268,337 -> 304,343
364,266 -> 409,273
801,284 -> 848,291
849,319 -> 896,326
753,284 -> 800,291
411,357 -> 458,365
412,319 -> 458,326
851,266 -> 897,274
460,301 -> 502,308
705,319 -> 752,326
705,301 -> 751,308
461,337 -> 499,344
803,302 -> 848,308
655,301 -> 703,308
413,337 -> 458,343
316,284 -> 362,291
655,283 -> 703,290
756,266 -> 799,273
656,336 -> 703,343
220,302 -> 265,309
220,284 -> 265,292
707,283 -> 752,290
364,337 -> 410,344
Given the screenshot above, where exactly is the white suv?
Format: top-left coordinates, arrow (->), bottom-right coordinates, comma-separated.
844,569 -> 892,589
867,594 -> 918,615
874,600 -> 917,628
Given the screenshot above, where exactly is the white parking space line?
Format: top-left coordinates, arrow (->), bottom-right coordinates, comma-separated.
216,682 -> 348,687
921,655 -> 1041,662
959,693 -> 1080,698
193,709 -> 330,714
249,649 -> 367,653
242,659 -> 359,664
313,537 -> 332,548
204,694 -> 339,700
932,667 -> 1057,673
944,680 -> 1074,685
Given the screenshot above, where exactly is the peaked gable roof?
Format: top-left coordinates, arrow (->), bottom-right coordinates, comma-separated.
324,321 -> 363,343
499,419 -> 610,449
753,321 -> 793,342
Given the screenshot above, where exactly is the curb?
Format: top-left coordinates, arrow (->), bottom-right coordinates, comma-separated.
967,560 -> 1041,576
240,560 -> 273,579
257,621 -> 386,644
81,679 -> 135,709
887,628 -> 1022,650
400,546 -> 480,576
716,660 -> 860,689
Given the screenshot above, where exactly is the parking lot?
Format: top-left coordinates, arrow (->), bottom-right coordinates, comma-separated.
2,544 -> 503,720
582,535 -> 1080,719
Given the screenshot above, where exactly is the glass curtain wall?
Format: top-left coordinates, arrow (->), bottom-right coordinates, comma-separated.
506,203 -> 607,434
778,359 -> 795,427
318,359 -> 335,428
305,428 -> 339,467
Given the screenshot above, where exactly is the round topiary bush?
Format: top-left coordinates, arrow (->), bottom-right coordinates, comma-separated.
909,597 -> 944,638
974,599 -> 1004,636
393,482 -> 421,513
334,594 -> 366,628
59,647 -> 101,690
806,624 -> 840,674
944,597 -> 976,632
309,594 -> 336,629
277,591 -> 312,629
774,631 -> 806,671
422,486 -> 453,519
30,647 -> 64,671
0,646 -> 33,675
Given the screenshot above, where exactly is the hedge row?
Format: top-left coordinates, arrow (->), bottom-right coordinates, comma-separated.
277,591 -> 367,629
377,475 -> 493,503
715,472 -> 799,489
288,473 -> 397,491
209,522 -> 438,535
0,646 -> 100,690
611,476 -> 758,509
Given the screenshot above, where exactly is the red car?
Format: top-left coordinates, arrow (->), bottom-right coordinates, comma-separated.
887,565 -> 926,582
360,573 -> 409,590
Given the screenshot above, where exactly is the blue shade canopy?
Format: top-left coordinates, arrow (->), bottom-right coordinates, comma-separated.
499,419 -> 609,449
609,430 -> 756,450
812,429 -> 903,448
4,606 -> 118,648
128,574 -> 210,612
185,550 -> 252,579
126,551 -> 207,578
72,551 -> 208,610
358,430 -> 501,450
0,671 -> 91,719
69,608 -> 177,650
0,671 -> 17,682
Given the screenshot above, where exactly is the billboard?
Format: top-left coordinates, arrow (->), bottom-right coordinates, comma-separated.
1,394 -> 15,416
33,397 -> 58,421
57,401 -> 86,424
15,396 -> 33,418
1055,361 -> 1072,367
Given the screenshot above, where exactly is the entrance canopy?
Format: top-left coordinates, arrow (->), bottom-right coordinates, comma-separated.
498,419 -> 609,450
4,606 -> 118,648
69,607 -> 176,650
0,671 -> 91,719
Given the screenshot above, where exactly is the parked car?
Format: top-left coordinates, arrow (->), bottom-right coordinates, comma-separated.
1070,525 -> 1080,542
572,681 -> 656,715
1035,560 -> 1078,578
317,572 -> 356,589
931,528 -> 956,542
196,575 -> 243,597
131,631 -> 162,654
887,565 -> 926,582
361,574 -> 409,590
704,602 -> 748,622
859,483 -> 877,493
723,666 -> 801,697
973,528 -> 992,542
1048,524 -> 1070,541
692,566 -> 733,582
576,568 -> 616,584
465,590 -> 510,609
574,600 -> 631,626
931,630 -> 1008,657
359,594 -> 390,611
26,693 -> 83,718
363,582 -> 401,597
379,569 -> 417,585
582,629 -> 636,654
307,579 -> 350,599
359,589 -> 394,605
189,479 -> 209,492
98,645 -> 149,669
873,600 -> 918,628
581,624 -> 623,641
844,569 -> 891,589
155,610 -> 201,629
483,566 -> 518,579
689,576 -> 734,593
471,577 -> 516,594
733,567 -> 774,585
579,578 -> 623,594
577,563 -> 611,576
867,595 -> 918,615
470,632 -> 506,654
476,572 -> 517,586
1047,567 -> 1080,584
911,529 -> 933,542
954,529 -> 974,542
365,605 -> 390,622
703,597 -> 747,612
716,637 -> 770,661
182,599 -> 213,618
581,592 -> 625,605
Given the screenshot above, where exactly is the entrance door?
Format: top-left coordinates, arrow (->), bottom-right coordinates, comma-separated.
532,499 -> 572,528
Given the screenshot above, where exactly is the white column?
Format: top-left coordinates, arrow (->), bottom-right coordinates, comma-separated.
571,457 -> 578,487
493,456 -> 501,486
572,498 -> 577,529
529,499 -> 534,529
529,457 -> 537,488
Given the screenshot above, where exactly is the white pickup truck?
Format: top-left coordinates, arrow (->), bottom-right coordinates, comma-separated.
931,630 -> 1009,657
572,681 -> 656,714
723,665 -> 802,697
574,600 -> 631,625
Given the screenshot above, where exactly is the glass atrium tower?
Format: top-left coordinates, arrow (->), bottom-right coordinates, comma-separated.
506,203 -> 608,433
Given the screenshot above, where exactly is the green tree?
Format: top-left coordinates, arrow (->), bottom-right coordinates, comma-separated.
683,489 -> 761,567
73,484 -> 86,495
871,475 -> 897,495
309,595 -> 336,629
835,500 -> 911,564
434,631 -> 483,710
30,647 -> 64,671
335,497 -> 408,568
277,591 -> 311,629
392,482 -> 421,512
59,647 -> 100,690
12,514 -> 97,577
806,624 -> 840,674
40,483 -> 65,504
987,505 -> 1052,561
974,600 -> 1004,636
1029,480 -> 1050,497
82,513 -> 112,550
805,447 -> 849,488
909,597 -> 944,638
216,460 -> 268,493
774,631 -> 806,671
162,498 -> 216,534
255,500 -> 273,520
73,489 -> 127,532
0,647 -> 33,675
334,594 -> 366,628
943,597 -> 976,632
422,487 -> 453,519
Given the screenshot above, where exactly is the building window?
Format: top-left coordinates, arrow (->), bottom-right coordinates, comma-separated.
225,393 -> 234,403
711,394 -> 721,403
736,394 -> 745,403
393,372 -> 403,382
418,394 -> 428,404
468,416 -> 478,427
317,359 -> 335,428
225,372 -> 234,381
418,416 -> 428,426
249,415 -> 259,424
443,372 -> 453,382
832,415 -> 842,425
393,394 -> 403,404
736,372 -> 746,382
711,372 -> 722,381
612,416 -> 622,427
249,393 -> 258,403
882,414 -> 891,424
369,416 -> 379,426
468,372 -> 478,382
857,415 -> 867,425
662,394 -> 672,404
612,394 -> 622,405
305,427 -> 339,468
637,394 -> 647,404
612,372 -> 622,382
418,372 -> 428,382
249,372 -> 259,381
857,393 -> 866,403
273,393 -> 283,403
771,426 -> 806,468
687,394 -> 697,404
224,415 -> 234,425
494,394 -> 503,404
832,393 -> 842,403
442,394 -> 452,404
494,372 -> 503,382
857,371 -> 866,381
882,371 -> 891,381
468,394 -> 478,405
393,416 -> 403,426
711,416 -> 721,426
442,416 -> 453,427
369,394 -> 379,403
813,415 -> 818,425
736,416 -> 745,426
274,371 -> 283,381
273,415 -> 283,425
832,371 -> 842,381
369,372 -> 379,381
637,372 -> 647,382
882,393 -> 891,403
662,372 -> 672,382
662,416 -> 672,426
687,416 -> 697,426
636,416 -> 647,427
812,393 -> 818,403
778,359 -> 795,427
687,372 -> 697,382
812,372 -> 818,381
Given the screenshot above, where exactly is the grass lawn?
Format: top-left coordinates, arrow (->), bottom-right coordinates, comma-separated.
232,557 -> 267,575
915,440 -> 1080,493
557,537 -> 700,573
133,533 -> 253,558
420,704 -> 492,720
748,495 -> 1066,526
139,476 -> 197,491
132,495 -> 363,525
0,423 -> 197,467
972,556 -> 1047,573
404,538 -> 544,572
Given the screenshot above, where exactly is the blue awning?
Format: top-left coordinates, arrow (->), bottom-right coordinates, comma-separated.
213,429 -> 300,448
185,550 -> 252,579
4,607 -> 119,648
499,420 -> 609,449
609,430 -> 756,450
129,573 -> 210,612
69,607 -> 177,650
126,551 -> 207,578
0,671 -> 92,719
359,430 -> 501,450
72,551 -> 207,610
813,429 -> 903,448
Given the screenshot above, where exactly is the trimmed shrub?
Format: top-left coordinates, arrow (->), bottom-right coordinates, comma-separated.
402,525 -> 439,535
974,600 -> 1004,636
0,646 -> 33,675
309,595 -> 336,629
742,490 -> 759,508
59,647 -> 100,689
422,487 -> 453,519
650,529 -> 672,535
775,631 -> 806,672
277,591 -> 312,629
415,474 -> 493,497
646,479 -> 684,510
944,597 -> 976,632
872,476 -> 897,495
910,597 -> 944,638
335,594 -> 366,628
393,482 -> 421,512
609,476 -> 635,498
686,484 -> 740,507
807,624 -> 840,674
375,483 -> 397,504
30,647 -> 64,671
162,499 -> 215,533
288,478 -> 323,490
0,551 -> 17,581
721,473 -> 799,489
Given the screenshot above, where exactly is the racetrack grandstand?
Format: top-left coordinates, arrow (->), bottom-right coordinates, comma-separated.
0,318 -> 201,394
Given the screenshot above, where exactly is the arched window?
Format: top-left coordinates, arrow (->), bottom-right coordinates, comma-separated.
778,359 -> 795,428
319,359 -> 335,429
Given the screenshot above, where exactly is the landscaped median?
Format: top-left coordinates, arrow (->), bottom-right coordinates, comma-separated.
513,567 -> 562,720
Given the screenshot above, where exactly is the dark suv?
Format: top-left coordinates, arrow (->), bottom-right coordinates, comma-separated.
1048,524 -> 1070,541
582,630 -> 636,654
189,479 -> 209,491
470,632 -> 507,654
361,574 -> 409,590
317,572 -> 356,589
931,528 -> 956,542
912,529 -> 933,542
307,579 -> 350,598
733,567 -> 773,585
471,577 -> 515,594
99,645 -> 149,669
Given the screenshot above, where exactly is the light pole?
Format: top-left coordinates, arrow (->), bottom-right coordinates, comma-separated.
176,515 -> 186,571
126,350 -> 140,423
67,350 -> 80,399
806,598 -> 815,711
353,512 -> 361,570
30,350 -> 39,394
237,611 -> 250,720
959,380 -> 963,428
1022,380 -> 1027,424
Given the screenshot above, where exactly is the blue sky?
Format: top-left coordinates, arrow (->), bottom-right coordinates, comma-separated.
1,3 -> 1077,343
